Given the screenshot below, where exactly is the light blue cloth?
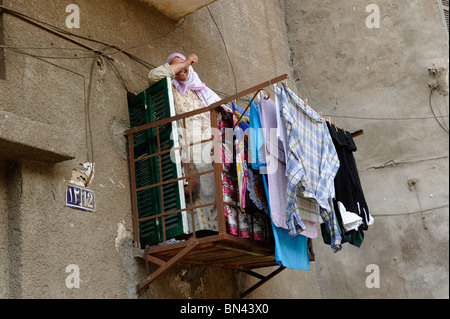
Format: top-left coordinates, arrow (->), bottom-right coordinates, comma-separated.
249,101 -> 266,170
263,173 -> 310,271
272,223 -> 310,271
260,148 -> 310,271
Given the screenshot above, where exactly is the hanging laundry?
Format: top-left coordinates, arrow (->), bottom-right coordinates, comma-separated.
272,223 -> 310,271
274,87 -> 288,164
235,127 -> 248,210
215,105 -> 266,241
279,83 -> 342,253
242,98 -> 270,218
232,101 -> 250,131
256,88 -> 319,239
248,90 -> 312,271
245,165 -> 270,218
233,101 -> 249,210
249,99 -> 266,170
322,121 -> 373,248
258,90 -> 288,230
337,202 -> 363,232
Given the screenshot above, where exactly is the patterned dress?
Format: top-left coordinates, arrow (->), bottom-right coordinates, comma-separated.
172,87 -> 218,234
211,105 -> 266,241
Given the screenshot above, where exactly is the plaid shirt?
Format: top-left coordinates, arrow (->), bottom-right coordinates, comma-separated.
279,84 -> 342,252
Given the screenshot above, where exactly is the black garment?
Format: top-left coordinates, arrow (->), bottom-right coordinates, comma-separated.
325,122 -> 370,246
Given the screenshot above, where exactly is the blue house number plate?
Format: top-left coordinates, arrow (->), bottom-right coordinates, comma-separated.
66,184 -> 96,212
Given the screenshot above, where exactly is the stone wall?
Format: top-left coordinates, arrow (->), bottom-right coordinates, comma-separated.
285,0 -> 449,298
0,0 -> 319,299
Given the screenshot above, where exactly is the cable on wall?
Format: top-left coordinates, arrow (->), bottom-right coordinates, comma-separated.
428,66 -> 450,134
0,4 -> 155,69
3,4 -> 450,127
1,3 -> 195,167
206,5 -> 238,95
324,113 -> 450,121
429,88 -> 450,134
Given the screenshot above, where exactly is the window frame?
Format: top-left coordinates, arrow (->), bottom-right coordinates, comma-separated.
128,77 -> 188,248
439,0 -> 449,40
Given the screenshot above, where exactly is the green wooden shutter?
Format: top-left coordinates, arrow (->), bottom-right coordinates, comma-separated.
443,0 -> 449,35
128,77 -> 186,247
440,0 -> 449,39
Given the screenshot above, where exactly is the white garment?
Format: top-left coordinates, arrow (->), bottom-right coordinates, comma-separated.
358,202 -> 375,226
338,201 -> 363,232
274,85 -> 288,163
297,194 -> 323,224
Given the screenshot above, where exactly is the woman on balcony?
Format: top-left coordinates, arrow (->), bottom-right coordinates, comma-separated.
148,53 -> 222,237
148,53 -> 266,241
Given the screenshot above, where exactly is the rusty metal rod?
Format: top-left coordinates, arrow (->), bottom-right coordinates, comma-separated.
125,74 -> 288,136
127,134 -> 140,245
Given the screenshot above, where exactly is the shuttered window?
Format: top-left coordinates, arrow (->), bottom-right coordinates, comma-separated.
128,77 -> 187,247
441,0 -> 449,38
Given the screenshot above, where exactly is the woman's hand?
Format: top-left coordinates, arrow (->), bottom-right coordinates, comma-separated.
170,54 -> 198,82
185,54 -> 198,67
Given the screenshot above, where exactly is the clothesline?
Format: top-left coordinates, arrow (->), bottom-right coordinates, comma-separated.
285,76 -> 361,134
231,75 -> 364,138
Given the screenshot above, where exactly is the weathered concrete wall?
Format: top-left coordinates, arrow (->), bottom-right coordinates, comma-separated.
0,162 -> 7,298
138,0 -> 217,21
286,0 -> 449,298
0,0 -> 320,299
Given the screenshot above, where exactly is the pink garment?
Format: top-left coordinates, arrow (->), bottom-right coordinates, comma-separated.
167,53 -> 221,107
215,107 -> 265,241
167,53 -> 187,64
258,92 -> 287,229
259,90 -> 319,239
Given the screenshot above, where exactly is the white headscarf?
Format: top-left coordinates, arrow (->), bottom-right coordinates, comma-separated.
167,53 -> 221,107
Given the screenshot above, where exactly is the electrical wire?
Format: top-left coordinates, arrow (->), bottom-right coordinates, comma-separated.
287,76 -> 361,132
0,3 -> 190,165
0,4 -> 156,69
0,3 -> 194,93
2,42 -> 95,164
323,113 -> 450,121
103,17 -> 187,57
206,5 -> 238,95
371,204 -> 449,217
429,88 -> 450,133
7,44 -> 129,166
0,44 -> 96,52
5,4 -> 449,127
213,81 -> 449,122
85,54 -> 99,164
105,57 -> 129,92
286,77 -> 450,125
4,46 -> 96,60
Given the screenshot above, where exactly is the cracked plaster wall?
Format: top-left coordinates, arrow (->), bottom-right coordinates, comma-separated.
285,0 -> 449,298
0,0 -> 319,299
